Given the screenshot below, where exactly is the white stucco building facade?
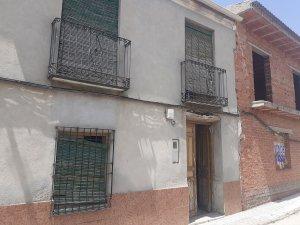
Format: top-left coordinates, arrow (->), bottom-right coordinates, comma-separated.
0,0 -> 242,224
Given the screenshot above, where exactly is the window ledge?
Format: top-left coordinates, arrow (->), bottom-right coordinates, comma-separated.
251,100 -> 300,119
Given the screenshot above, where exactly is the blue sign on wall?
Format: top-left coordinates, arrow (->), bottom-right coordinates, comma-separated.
274,143 -> 287,170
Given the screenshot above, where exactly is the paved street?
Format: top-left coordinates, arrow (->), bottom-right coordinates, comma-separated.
271,211 -> 300,225
190,193 -> 300,225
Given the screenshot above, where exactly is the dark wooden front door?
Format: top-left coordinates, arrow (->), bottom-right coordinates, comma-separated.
196,125 -> 212,211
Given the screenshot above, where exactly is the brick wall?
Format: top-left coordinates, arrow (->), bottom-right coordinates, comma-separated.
235,23 -> 300,209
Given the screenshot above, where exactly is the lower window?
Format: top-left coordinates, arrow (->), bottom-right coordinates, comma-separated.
52,127 -> 114,215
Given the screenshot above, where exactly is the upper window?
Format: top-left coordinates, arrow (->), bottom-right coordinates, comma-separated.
61,0 -> 119,35
293,73 -> 300,111
52,127 -> 114,215
48,0 -> 131,91
252,51 -> 272,102
182,22 -> 228,107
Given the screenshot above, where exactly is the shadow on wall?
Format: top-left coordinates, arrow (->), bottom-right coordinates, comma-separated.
114,100 -> 184,193
0,84 -> 184,223
0,0 -> 59,83
0,83 -> 57,223
0,2 -> 185,218
0,3 -> 62,224
0,2 -> 60,203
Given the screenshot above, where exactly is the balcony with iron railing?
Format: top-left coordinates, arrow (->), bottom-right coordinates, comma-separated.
181,59 -> 228,108
49,18 -> 131,91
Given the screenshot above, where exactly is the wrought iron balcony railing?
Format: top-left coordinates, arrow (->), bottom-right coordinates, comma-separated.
49,18 -> 131,91
181,60 -> 228,107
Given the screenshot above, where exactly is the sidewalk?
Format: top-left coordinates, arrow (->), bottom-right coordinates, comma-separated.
190,193 -> 300,225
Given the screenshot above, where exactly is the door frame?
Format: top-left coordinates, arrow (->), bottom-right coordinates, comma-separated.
187,120 -> 213,217
195,124 -> 213,212
187,121 -> 198,217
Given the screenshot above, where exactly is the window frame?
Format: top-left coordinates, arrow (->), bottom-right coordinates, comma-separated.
252,50 -> 273,102
51,127 -> 115,215
61,0 -> 120,35
293,73 -> 300,111
185,20 -> 215,66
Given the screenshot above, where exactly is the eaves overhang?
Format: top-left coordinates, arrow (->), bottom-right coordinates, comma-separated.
195,0 -> 243,22
229,1 -> 300,62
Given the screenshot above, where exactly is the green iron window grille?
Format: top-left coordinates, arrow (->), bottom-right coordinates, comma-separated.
185,24 -> 214,65
52,127 -> 114,215
49,0 -> 131,90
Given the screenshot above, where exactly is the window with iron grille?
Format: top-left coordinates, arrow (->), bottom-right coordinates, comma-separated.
62,0 -> 119,35
52,127 -> 114,215
185,24 -> 214,65
182,22 -> 228,107
48,0 -> 131,91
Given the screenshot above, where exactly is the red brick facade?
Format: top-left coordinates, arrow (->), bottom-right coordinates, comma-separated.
235,22 -> 300,210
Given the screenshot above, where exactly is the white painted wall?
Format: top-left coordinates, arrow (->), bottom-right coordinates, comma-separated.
220,115 -> 240,183
0,83 -> 186,205
120,0 -> 238,112
0,0 -> 62,83
210,114 -> 241,213
211,120 -> 224,212
0,0 -> 237,111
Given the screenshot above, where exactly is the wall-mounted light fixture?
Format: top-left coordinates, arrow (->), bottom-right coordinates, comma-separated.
166,108 -> 176,126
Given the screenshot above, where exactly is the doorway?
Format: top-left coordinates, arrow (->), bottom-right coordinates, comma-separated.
187,122 -> 212,217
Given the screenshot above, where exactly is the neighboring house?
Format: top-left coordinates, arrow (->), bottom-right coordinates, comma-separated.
0,0 -> 241,224
230,1 -> 300,210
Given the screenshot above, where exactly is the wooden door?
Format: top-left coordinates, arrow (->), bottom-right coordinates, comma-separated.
196,125 -> 212,211
187,122 -> 197,217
